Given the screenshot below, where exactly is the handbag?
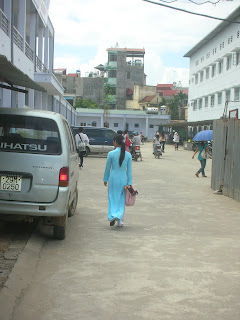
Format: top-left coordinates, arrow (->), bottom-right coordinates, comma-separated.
78,134 -> 86,153
125,185 -> 138,206
201,149 -> 210,159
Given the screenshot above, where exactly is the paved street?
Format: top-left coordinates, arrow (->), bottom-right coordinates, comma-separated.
1,143 -> 240,320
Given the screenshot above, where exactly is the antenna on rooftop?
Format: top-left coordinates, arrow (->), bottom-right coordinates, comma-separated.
115,42 -> 119,48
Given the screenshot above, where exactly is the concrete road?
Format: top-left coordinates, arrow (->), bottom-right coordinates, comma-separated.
1,143 -> 240,320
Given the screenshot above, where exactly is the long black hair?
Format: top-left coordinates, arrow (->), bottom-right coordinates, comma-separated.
114,134 -> 125,167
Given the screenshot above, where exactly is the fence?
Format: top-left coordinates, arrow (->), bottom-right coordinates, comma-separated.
212,119 -> 240,202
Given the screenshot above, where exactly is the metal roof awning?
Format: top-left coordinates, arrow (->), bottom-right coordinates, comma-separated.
0,55 -> 46,93
165,119 -> 214,127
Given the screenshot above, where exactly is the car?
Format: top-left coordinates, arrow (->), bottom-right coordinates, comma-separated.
72,126 -> 117,154
0,108 -> 79,240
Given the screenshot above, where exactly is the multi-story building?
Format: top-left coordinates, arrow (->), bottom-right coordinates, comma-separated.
54,69 -> 105,106
106,47 -> 146,109
0,0 -> 77,124
185,5 -> 240,122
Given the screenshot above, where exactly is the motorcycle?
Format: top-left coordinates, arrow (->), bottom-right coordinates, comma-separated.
154,143 -> 162,159
132,145 -> 141,161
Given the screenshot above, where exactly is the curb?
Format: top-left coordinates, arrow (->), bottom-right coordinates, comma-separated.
0,231 -> 45,320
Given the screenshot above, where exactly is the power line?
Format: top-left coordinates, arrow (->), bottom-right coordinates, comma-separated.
143,0 -> 240,24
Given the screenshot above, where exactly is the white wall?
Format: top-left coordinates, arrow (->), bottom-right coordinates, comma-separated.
188,17 -> 240,121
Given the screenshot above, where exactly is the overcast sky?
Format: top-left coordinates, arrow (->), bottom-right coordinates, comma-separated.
49,0 -> 239,87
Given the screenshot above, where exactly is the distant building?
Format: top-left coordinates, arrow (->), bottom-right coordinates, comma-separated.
184,5 -> 240,122
54,69 -> 105,106
76,108 -> 170,139
106,47 -> 146,109
156,83 -> 188,100
126,85 -> 163,111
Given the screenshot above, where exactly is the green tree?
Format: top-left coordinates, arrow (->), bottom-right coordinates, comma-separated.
74,98 -> 98,110
169,91 -> 188,120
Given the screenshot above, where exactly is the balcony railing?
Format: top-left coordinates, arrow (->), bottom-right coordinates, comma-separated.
36,56 -> 48,73
25,41 -> 34,62
13,26 -> 24,51
0,9 -> 9,36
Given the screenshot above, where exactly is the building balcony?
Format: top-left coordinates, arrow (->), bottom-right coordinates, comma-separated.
34,72 -> 64,95
13,26 -> 24,52
0,9 -> 9,36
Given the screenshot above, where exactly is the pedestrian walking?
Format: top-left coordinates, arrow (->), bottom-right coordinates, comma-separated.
103,134 -> 133,227
75,127 -> 89,168
160,131 -> 166,152
173,132 -> 180,150
124,130 -> 131,152
192,141 -> 209,177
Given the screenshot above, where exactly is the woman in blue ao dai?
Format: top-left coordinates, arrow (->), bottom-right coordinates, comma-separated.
103,134 -> 133,227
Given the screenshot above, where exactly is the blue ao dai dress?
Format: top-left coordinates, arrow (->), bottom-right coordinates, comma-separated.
103,147 -> 132,221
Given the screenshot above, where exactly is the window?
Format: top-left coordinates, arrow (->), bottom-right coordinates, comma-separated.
206,52 -> 210,59
226,90 -> 231,101
218,61 -> 223,74
212,65 -> 216,77
114,123 -> 118,127
199,99 -> 202,109
127,72 -> 130,79
193,101 -> 197,111
196,60 -> 199,66
205,97 -> 208,108
206,68 -> 209,79
201,56 -> 204,63
195,74 -> 198,84
134,124 -> 139,128
218,93 -> 222,105
87,85 -> 91,90
237,53 -> 240,65
234,88 -> 240,101
80,122 -> 86,126
149,124 -> 154,128
211,95 -> 215,107
0,115 -> 61,155
109,54 -> 117,62
108,70 -> 117,78
226,56 -> 232,70
92,121 -> 97,127
237,31 -> 240,38
104,122 -> 109,128
105,130 -> 116,139
200,72 -> 203,82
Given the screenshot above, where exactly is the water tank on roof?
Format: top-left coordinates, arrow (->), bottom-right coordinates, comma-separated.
160,105 -> 167,115
146,107 -> 158,114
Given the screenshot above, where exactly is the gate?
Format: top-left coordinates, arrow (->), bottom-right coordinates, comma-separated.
212,119 -> 240,202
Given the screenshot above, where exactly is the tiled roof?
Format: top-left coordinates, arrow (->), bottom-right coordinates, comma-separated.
140,95 -> 155,103
157,89 -> 188,96
68,73 -> 78,77
127,88 -> 133,95
157,84 -> 173,89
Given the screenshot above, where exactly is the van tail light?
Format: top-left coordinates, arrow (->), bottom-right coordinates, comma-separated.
59,167 -> 69,187
136,146 -> 140,150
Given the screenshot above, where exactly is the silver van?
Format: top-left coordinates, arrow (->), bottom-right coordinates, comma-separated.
0,108 -> 79,240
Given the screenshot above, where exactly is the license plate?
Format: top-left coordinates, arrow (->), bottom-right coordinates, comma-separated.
0,175 -> 22,192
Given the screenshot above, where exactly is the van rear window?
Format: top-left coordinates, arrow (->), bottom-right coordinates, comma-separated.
0,115 -> 61,155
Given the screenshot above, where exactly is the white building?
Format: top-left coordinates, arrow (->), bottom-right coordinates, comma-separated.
0,0 -> 77,124
76,108 -> 171,139
185,6 -> 240,122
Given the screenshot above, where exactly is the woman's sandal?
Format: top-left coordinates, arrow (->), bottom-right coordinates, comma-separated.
110,218 -> 117,226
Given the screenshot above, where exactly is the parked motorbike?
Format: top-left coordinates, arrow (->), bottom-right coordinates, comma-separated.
132,145 -> 141,161
154,143 -> 162,159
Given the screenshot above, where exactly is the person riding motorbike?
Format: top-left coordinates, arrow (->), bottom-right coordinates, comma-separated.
153,134 -> 162,156
131,132 -> 143,161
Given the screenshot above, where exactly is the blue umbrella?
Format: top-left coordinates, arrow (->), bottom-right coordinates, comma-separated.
192,130 -> 213,141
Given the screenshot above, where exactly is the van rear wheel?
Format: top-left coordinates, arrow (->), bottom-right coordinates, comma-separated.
68,188 -> 78,217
